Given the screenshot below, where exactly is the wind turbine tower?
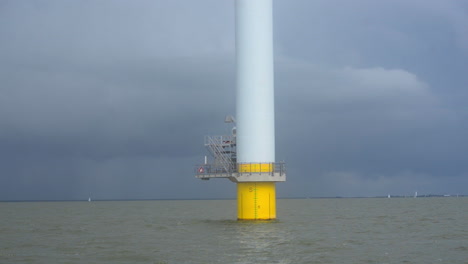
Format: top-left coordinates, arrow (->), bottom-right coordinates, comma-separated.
195,0 -> 285,220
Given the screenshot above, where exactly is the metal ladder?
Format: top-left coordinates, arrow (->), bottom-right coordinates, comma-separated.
205,135 -> 235,174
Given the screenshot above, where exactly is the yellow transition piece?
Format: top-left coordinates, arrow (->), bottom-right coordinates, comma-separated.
237,182 -> 276,220
238,163 -> 274,173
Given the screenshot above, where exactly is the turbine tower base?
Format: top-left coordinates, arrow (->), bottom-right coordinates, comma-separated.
237,182 -> 276,220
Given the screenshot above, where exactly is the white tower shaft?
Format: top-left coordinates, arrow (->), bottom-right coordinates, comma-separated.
236,0 -> 275,163
195,0 -> 284,220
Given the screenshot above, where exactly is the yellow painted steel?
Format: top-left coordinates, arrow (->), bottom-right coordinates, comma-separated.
238,163 -> 274,173
237,182 -> 276,220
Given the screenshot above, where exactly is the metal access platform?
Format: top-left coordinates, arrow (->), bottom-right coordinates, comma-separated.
195,161 -> 286,183
194,134 -> 286,182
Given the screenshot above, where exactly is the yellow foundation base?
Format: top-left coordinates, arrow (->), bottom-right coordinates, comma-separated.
237,182 -> 276,220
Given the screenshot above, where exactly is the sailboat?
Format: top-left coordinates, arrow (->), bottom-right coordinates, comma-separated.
88,197 -> 91,202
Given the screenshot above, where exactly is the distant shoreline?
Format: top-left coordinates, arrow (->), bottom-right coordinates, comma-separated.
1,194 -> 466,203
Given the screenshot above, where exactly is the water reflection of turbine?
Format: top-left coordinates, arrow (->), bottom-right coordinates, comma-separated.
194,0 -> 286,220
234,222 -> 293,263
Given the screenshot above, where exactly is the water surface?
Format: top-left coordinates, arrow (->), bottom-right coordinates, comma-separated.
1,198 -> 467,263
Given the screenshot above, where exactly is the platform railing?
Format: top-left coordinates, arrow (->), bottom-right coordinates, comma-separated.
195,161 -> 286,178
236,162 -> 286,176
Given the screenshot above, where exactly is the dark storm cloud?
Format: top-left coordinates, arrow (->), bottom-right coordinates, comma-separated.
274,58 -> 467,197
0,56 -> 237,200
0,0 -> 236,200
0,0 -> 467,200
271,0 -> 468,197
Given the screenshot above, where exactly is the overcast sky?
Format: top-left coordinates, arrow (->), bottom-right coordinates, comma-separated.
1,0 -> 467,200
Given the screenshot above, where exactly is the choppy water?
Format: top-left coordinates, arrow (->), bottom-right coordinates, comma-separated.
1,198 -> 467,263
